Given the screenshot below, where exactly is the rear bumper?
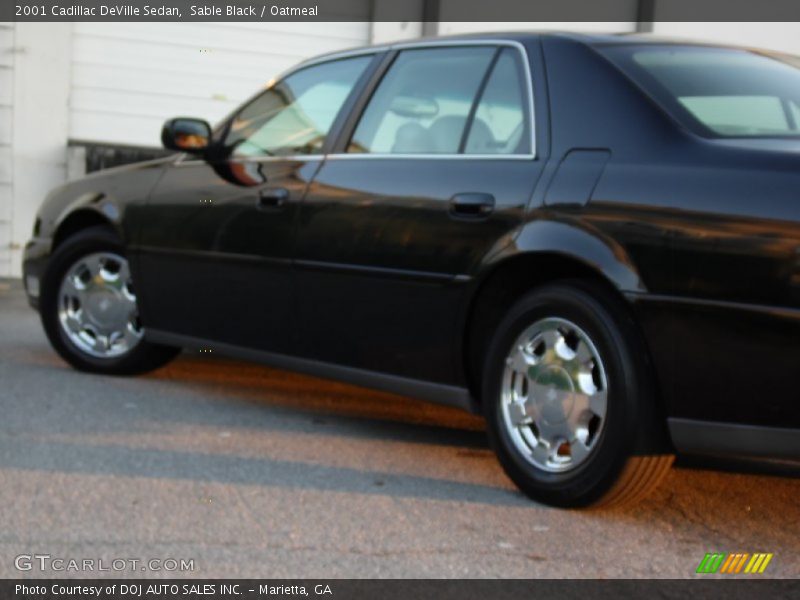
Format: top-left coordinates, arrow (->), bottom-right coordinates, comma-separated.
21,236 -> 51,311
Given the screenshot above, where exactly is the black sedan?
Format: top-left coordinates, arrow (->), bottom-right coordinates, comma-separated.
22,32 -> 800,508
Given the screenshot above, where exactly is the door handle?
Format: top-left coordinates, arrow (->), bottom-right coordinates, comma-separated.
257,187 -> 289,210
449,193 -> 495,219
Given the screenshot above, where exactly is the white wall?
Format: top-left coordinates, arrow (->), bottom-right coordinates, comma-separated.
437,22 -> 637,36
0,23 -> 13,277
651,22 -> 800,55
2,23 -> 72,278
70,22 -> 371,147
370,22 -> 423,44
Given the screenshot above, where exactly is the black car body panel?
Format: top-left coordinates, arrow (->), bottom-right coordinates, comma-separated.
22,157 -> 173,308
23,32 -> 800,460
133,156 -> 319,355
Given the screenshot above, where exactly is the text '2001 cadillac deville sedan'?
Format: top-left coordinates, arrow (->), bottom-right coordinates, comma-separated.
22,32 -> 800,507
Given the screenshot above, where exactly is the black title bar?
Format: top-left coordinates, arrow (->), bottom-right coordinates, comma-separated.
4,0 -> 800,22
6,579 -> 800,600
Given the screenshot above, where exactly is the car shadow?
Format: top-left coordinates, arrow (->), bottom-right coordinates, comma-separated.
6,347 -> 800,520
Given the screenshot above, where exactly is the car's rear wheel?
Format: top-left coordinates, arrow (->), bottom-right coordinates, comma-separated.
40,225 -> 180,375
482,281 -> 673,508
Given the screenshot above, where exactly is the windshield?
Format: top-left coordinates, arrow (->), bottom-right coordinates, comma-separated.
600,44 -> 800,138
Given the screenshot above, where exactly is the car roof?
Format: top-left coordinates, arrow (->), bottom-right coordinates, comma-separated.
304,31 -> 757,66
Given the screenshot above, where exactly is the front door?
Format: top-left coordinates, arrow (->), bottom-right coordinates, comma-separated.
134,54 -> 373,353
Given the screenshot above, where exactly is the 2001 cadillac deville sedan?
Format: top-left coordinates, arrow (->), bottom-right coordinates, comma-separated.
22,33 -> 800,507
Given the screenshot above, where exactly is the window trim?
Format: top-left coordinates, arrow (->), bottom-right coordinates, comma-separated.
329,39 -> 537,161
222,53 -> 377,159
176,39 -> 537,166
176,50 -> 380,167
458,48 -> 503,154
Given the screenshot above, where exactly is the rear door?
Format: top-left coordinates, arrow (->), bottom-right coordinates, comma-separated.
135,54 -> 375,353
294,42 -> 545,384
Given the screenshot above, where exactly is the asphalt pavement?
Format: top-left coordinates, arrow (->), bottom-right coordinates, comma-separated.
0,279 -> 798,578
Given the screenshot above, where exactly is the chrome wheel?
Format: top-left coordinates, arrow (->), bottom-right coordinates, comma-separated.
57,252 -> 143,358
501,317 -> 608,473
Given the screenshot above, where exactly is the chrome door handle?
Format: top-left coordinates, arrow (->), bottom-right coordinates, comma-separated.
449,193 -> 495,219
257,187 -> 289,209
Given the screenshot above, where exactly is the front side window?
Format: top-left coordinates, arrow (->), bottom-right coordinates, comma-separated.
348,47 -> 498,154
224,56 -> 371,158
601,45 -> 800,138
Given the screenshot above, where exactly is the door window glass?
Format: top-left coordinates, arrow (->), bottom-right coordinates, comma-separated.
225,56 -> 371,157
348,47 -> 496,154
464,49 -> 531,154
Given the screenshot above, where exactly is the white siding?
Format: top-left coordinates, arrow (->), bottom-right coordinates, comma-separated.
9,23 -> 71,278
651,22 -> 800,55
0,22 -> 13,276
437,22 -> 638,36
69,22 -> 371,146
435,22 -> 800,56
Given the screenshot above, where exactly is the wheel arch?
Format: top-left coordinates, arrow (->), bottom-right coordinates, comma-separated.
461,222 -> 660,422
52,207 -> 120,251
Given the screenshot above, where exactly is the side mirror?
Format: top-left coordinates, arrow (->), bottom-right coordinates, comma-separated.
161,118 -> 212,153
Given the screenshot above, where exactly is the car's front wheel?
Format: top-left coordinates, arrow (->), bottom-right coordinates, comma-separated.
483,281 -> 673,508
40,225 -> 180,375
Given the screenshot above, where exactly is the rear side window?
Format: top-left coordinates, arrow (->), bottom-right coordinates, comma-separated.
348,45 -> 533,155
465,49 -> 531,154
224,56 -> 370,157
601,45 -> 800,138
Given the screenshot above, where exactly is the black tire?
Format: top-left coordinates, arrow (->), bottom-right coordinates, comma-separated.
39,225 -> 180,375
482,280 -> 673,508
